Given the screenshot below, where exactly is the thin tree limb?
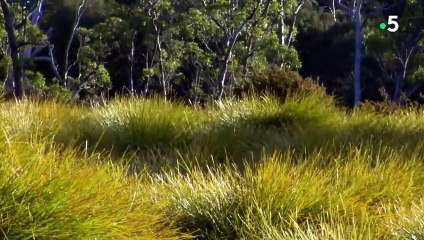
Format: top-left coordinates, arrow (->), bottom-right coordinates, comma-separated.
63,0 -> 88,88
287,0 -> 305,47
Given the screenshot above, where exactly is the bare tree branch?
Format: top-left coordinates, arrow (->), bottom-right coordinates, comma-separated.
219,0 -> 262,99
63,0 -> 88,88
287,0 -> 305,47
67,34 -> 84,73
335,0 -> 353,16
47,43 -> 64,83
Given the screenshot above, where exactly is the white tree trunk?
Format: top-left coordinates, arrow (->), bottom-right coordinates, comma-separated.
333,0 -> 363,106
278,0 -> 285,46
63,0 -> 88,88
128,31 -> 136,96
353,1 -> 362,106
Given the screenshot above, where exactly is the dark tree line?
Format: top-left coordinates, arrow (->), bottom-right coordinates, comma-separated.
0,0 -> 424,106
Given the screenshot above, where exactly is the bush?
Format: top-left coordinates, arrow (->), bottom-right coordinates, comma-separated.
238,64 -> 324,101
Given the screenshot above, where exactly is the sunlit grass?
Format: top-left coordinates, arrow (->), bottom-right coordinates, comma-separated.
157,149 -> 424,239
0,135 -> 187,238
1,93 -> 424,239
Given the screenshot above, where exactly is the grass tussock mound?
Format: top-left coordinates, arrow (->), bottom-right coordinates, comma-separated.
1,92 -> 424,239
0,135 -> 186,239
158,149 -> 424,239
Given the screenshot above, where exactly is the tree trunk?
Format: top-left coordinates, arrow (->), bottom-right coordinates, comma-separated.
286,1 -> 304,47
3,46 -> 13,95
193,62 -> 202,106
242,36 -> 254,75
63,0 -> 88,88
392,66 -> 406,102
277,0 -> 285,46
0,0 -> 23,99
217,0 -> 261,100
156,28 -> 167,100
353,1 -> 362,106
332,0 -> 337,22
218,36 -> 238,100
128,31 -> 136,96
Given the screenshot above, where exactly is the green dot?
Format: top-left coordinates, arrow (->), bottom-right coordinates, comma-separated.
379,23 -> 387,30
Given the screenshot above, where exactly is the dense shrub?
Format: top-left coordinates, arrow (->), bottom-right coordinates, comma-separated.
238,64 -> 324,101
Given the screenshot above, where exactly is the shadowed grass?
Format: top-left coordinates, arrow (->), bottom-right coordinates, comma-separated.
1,93 -> 424,239
3,93 -> 424,165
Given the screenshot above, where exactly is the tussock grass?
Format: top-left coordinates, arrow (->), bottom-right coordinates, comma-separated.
76,98 -> 211,155
0,125 -> 186,238
158,149 -> 424,239
1,92 -> 424,239
0,99 -> 83,140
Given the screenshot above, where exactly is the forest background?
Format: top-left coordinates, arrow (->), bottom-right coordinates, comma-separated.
1,0 -> 423,106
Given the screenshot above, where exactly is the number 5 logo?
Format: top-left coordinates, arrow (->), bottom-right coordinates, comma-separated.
387,16 -> 399,32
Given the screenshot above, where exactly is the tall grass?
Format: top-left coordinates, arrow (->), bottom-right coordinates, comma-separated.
157,149 -> 424,239
0,113 -> 187,238
77,98 -> 210,153
1,92 -> 424,239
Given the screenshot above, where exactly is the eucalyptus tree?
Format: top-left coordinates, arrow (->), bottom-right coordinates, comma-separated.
141,0 -> 183,100
0,13 -> 7,82
246,0 -> 303,70
76,0 -> 309,102
198,0 -> 270,99
0,0 -> 23,98
20,0 -> 44,85
32,0 -> 113,100
183,0 -> 305,99
0,0 -> 93,98
329,0 -> 364,106
277,0 -> 305,47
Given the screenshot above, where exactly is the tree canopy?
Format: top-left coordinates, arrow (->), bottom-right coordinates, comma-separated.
0,0 -> 423,106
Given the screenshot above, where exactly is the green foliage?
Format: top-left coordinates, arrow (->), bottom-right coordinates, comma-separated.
257,35 -> 302,69
1,0 -> 424,104
363,0 -> 424,100
412,66 -> 424,83
46,83 -> 72,102
26,70 -> 47,92
80,62 -> 112,89
0,55 -> 10,83
65,0 -> 307,100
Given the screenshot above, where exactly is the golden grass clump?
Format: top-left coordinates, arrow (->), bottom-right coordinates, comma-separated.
1,93 -> 424,239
